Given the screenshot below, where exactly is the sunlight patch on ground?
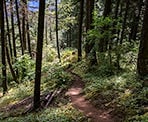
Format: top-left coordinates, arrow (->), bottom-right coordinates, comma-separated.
66,88 -> 82,95
0,92 -> 2,97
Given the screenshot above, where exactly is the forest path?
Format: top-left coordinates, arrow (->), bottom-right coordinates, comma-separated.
66,71 -> 115,122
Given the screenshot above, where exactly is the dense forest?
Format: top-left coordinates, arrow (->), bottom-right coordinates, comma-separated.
0,0 -> 148,122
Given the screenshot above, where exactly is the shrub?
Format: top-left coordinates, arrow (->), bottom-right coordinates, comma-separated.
13,54 -> 35,82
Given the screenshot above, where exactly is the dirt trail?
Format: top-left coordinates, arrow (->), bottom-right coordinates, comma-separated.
66,72 -> 115,122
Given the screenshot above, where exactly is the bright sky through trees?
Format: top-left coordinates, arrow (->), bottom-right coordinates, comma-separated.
28,0 -> 61,11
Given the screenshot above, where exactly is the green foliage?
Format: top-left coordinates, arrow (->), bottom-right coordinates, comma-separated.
0,81 -> 34,108
87,12 -> 120,50
51,70 -> 72,88
13,54 -> 35,82
41,62 -> 73,91
1,104 -> 88,122
86,14 -> 121,69
59,0 -> 77,31
72,60 -> 89,77
72,60 -> 147,122
43,45 -> 56,62
86,11 -> 139,71
127,112 -> 148,122
61,48 -> 77,65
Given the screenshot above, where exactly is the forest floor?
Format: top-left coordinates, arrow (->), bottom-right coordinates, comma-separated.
66,71 -> 115,122
0,68 -> 120,122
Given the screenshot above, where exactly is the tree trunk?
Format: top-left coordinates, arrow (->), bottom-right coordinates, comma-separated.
26,0 -> 32,57
6,45 -> 18,83
10,0 -> 17,59
22,0 -> 27,50
45,17 -> 48,45
78,0 -> 84,61
116,3 -> 123,70
27,22 -> 32,57
120,0 -> 129,44
137,0 -> 148,82
85,0 -> 97,65
103,0 -> 112,17
49,18 -> 53,42
129,0 -> 143,42
69,27 -> 72,47
55,0 -> 61,61
4,0 -> 13,59
15,0 -> 24,55
99,0 -> 112,52
34,0 -> 45,110
114,0 -> 120,18
0,0 -> 8,94
85,0 -> 95,56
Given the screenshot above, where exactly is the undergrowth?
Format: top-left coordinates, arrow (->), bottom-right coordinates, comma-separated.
1,104 -> 88,122
73,60 -> 148,122
0,47 -> 147,122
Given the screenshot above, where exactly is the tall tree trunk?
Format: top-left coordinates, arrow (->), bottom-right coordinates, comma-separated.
85,0 -> 97,65
116,0 -> 129,70
4,0 -> 13,58
15,0 -> 24,55
137,0 -> 148,83
22,0 -> 27,50
114,0 -> 120,18
34,0 -> 45,110
45,17 -> 48,45
120,0 -> 129,44
55,0 -> 61,61
78,0 -> 84,61
49,18 -> 53,42
99,0 -> 112,52
27,22 -> 32,57
112,0 -> 120,44
6,45 -> 18,83
103,0 -> 112,17
69,27 -> 72,47
0,0 -> 8,94
129,0 -> 143,42
116,3 -> 123,70
66,31 -> 69,47
26,0 -> 32,57
10,0 -> 17,59
85,0 -> 95,56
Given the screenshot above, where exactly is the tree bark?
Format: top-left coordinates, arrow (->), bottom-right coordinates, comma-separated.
120,0 -> 129,44
114,0 -> 120,18
0,0 -> 8,94
27,22 -> 32,57
49,18 -> 53,42
4,0 -> 13,58
45,17 -> 48,45
85,0 -> 95,56
15,0 -> 24,55
6,45 -> 18,83
10,0 -> 17,59
22,0 -> 27,50
78,0 -> 84,61
103,0 -> 112,17
99,0 -> 112,52
137,0 -> 148,82
34,0 -> 45,110
129,0 -> 143,42
55,0 -> 61,61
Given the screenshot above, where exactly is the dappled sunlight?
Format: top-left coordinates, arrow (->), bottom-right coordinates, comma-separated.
66,88 -> 82,95
0,82 -> 34,108
0,0 -> 147,121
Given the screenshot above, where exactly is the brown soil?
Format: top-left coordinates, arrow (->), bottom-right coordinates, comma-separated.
66,72 -> 115,122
